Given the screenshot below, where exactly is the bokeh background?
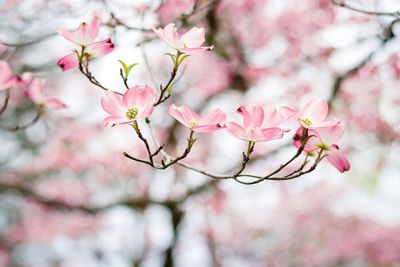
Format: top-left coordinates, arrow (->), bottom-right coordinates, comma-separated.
1,0 -> 400,266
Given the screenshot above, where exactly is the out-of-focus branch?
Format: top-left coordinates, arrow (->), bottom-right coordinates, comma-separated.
329,17 -> 400,107
0,107 -> 43,132
162,203 -> 184,267
0,90 -> 10,116
331,0 -> 400,18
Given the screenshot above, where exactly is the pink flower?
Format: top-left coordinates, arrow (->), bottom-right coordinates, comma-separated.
152,23 -> 213,54
101,85 -> 157,126
57,16 -> 114,71
226,104 -> 289,142
294,122 -> 350,172
12,72 -> 32,87
0,61 -> 13,91
25,78 -> 68,109
168,104 -> 226,132
57,16 -> 100,46
298,100 -> 339,129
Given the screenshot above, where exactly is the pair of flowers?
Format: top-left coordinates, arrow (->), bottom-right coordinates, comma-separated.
0,60 -> 67,109
57,16 -> 114,71
57,18 -> 212,72
101,85 -> 289,140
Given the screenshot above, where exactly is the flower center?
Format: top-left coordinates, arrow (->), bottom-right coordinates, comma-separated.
317,143 -> 330,151
190,121 -> 199,127
301,117 -> 313,127
125,107 -> 139,120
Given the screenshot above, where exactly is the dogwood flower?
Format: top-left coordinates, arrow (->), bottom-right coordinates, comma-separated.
101,85 -> 157,126
226,104 -> 289,142
13,72 -> 32,87
152,23 -> 213,54
297,100 -> 339,129
293,122 -> 350,172
0,61 -> 13,91
25,78 -> 68,109
57,16 -> 114,71
168,104 -> 226,133
57,16 -> 101,46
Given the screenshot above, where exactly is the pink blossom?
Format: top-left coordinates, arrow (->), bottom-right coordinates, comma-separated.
0,60 -> 13,91
152,23 -> 213,54
101,85 -> 157,126
12,72 -> 32,87
57,16 -> 101,46
168,104 -> 226,132
294,122 -> 350,172
57,16 -> 114,71
226,104 -> 289,142
297,100 -> 339,129
25,78 -> 68,109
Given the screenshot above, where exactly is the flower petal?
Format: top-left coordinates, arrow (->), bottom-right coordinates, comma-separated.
153,23 -> 181,49
46,98 -> 68,109
104,115 -> 134,127
168,104 -> 199,128
301,100 -> 328,123
26,78 -> 46,104
198,108 -> 226,125
327,146 -> 350,172
238,105 -> 264,128
57,53 -> 79,71
0,61 -> 13,90
101,92 -> 125,115
225,122 -> 245,140
179,27 -> 205,48
85,38 -> 114,58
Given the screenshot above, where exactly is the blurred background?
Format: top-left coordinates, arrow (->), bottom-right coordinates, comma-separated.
1,0 -> 400,266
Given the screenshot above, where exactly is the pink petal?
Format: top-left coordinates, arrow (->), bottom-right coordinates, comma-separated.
168,104 -> 200,128
101,92 -> 126,116
179,27 -> 205,48
313,121 -> 345,145
193,124 -> 225,133
85,38 -> 114,57
259,127 -> 285,141
138,104 -> 154,119
198,108 -> 226,125
153,23 -> 180,49
57,28 -> 76,43
238,105 -> 264,128
122,85 -> 157,109
88,16 -> 101,41
57,53 -> 79,71
225,122 -> 245,140
301,100 -> 329,123
104,115 -> 134,127
46,98 -> 68,109
262,104 -> 284,127
327,146 -> 350,172
180,46 -> 213,54
26,78 -> 46,104
0,61 -> 13,90
312,119 -> 340,128
279,106 -> 297,119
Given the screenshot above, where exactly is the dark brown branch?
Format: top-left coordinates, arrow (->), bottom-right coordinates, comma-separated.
0,89 -> 10,116
0,107 -> 43,132
331,0 -> 400,17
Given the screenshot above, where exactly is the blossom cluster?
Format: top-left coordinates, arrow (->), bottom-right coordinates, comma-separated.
0,61 -> 67,110
55,17 -> 350,179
